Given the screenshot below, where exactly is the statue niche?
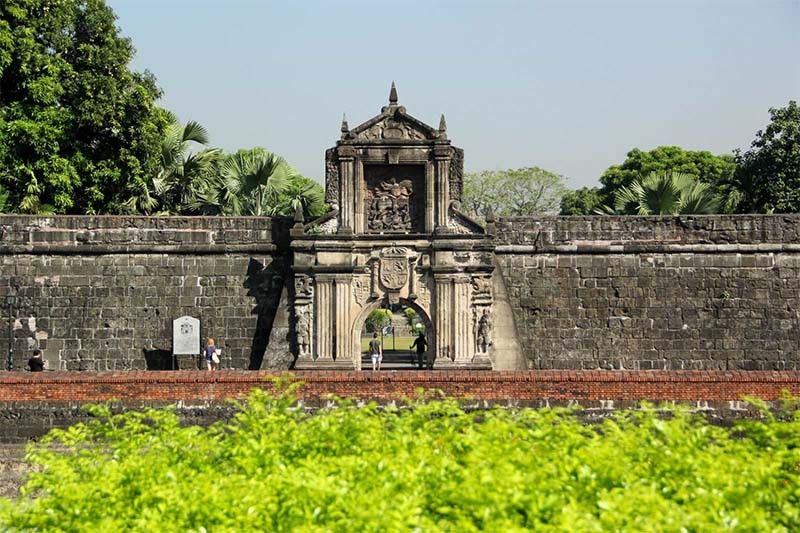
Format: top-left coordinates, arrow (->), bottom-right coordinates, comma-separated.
364,165 -> 424,233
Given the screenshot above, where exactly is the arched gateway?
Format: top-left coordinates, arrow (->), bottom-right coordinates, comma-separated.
292,84 -> 495,370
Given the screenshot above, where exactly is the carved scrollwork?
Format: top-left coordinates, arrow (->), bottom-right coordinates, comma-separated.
324,148 -> 339,204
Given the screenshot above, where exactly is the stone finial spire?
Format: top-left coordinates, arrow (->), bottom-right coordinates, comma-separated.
340,113 -> 349,138
294,202 -> 304,224
438,113 -> 447,139
389,81 -> 398,105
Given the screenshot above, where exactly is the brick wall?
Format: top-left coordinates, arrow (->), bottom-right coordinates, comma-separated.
1,370 -> 797,403
494,215 -> 800,371
0,216 -> 292,371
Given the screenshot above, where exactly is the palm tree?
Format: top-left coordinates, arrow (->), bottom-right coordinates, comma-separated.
197,148 -> 327,218
609,171 -> 720,215
152,117 -> 221,214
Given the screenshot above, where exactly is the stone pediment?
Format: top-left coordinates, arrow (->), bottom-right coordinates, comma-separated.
348,109 -> 439,142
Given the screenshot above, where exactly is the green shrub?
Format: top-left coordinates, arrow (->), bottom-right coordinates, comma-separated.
1,388 -> 798,531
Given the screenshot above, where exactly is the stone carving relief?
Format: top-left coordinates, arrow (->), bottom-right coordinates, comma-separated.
448,215 -> 473,235
367,178 -> 413,231
296,306 -> 311,356
475,308 -> 492,354
415,276 -> 431,310
471,276 -> 492,297
294,275 -> 313,297
449,147 -> 464,202
352,276 -> 371,306
358,118 -> 429,141
324,148 -> 338,204
379,246 -> 409,290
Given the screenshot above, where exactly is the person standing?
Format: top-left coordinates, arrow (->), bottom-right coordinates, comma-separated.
410,331 -> 428,370
28,349 -> 46,372
369,332 -> 382,371
205,338 -> 219,371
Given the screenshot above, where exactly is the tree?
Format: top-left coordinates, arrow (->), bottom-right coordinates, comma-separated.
0,0 -> 169,214
196,148 -> 326,217
610,171 -> 720,215
364,309 -> 392,334
595,146 -> 737,213
732,101 -> 800,213
462,167 -> 566,220
145,116 -> 221,215
560,187 -> 604,215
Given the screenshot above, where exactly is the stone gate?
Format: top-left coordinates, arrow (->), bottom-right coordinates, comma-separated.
291,84 -> 503,370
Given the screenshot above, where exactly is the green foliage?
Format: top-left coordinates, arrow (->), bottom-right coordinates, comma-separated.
597,146 -> 737,213
732,100 -> 800,213
611,171 -> 721,215
0,0 -> 170,214
559,186 -> 604,215
462,167 -> 566,220
364,308 -> 392,333
1,390 -> 799,531
195,148 -> 326,218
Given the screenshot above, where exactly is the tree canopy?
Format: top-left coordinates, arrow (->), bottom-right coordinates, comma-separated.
731,100 -> 800,213
0,0 -> 169,214
462,167 -> 566,220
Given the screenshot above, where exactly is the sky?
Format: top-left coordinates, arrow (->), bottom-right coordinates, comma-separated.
108,0 -> 799,188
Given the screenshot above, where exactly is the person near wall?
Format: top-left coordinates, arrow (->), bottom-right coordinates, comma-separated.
28,349 -> 46,372
205,338 -> 220,371
369,332 -> 382,371
410,331 -> 428,370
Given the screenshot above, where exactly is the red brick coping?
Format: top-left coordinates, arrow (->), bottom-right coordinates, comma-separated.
0,371 -> 798,403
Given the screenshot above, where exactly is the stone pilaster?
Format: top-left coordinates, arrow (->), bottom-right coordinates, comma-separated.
314,276 -> 334,360
354,160 -> 364,233
333,276 -> 352,364
434,147 -> 451,230
453,277 -> 472,362
338,151 -> 355,234
434,274 -> 453,361
425,161 -> 435,233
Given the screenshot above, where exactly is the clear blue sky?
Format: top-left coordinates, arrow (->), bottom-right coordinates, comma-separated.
108,0 -> 798,188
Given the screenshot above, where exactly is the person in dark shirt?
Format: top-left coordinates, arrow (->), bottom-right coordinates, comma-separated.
410,332 -> 428,370
28,349 -> 45,372
369,333 -> 382,371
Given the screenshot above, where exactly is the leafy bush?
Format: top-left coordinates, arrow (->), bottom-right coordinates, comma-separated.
1,387 -> 798,531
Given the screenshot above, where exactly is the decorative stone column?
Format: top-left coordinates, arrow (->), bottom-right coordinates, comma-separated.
354,160 -> 365,233
434,146 -> 451,231
425,162 -> 435,233
333,275 -> 352,364
453,276 -> 472,362
338,148 -> 355,234
314,276 -> 334,360
434,274 -> 453,361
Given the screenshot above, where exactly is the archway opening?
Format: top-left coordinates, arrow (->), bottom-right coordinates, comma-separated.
359,301 -> 431,370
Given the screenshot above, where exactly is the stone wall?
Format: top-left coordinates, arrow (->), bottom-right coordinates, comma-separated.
494,215 -> 800,370
0,216 -> 292,371
2,214 -> 799,373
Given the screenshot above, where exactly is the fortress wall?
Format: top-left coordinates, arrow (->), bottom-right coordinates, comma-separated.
0,216 -> 292,371
494,215 -> 800,371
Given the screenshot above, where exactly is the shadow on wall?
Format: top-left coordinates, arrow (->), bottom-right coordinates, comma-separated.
143,347 -> 177,371
244,256 -> 288,370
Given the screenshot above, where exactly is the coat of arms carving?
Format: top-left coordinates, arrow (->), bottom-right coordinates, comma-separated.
379,247 -> 408,290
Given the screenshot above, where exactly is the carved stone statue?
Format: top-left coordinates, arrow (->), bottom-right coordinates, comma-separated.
296,307 -> 311,355
476,309 -> 492,353
368,178 -> 413,231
